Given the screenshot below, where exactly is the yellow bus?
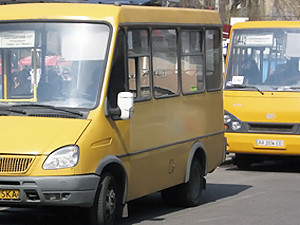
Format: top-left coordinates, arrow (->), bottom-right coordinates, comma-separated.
0,1 -> 225,224
224,21 -> 300,169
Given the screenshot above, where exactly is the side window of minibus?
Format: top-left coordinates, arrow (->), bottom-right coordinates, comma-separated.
127,29 -> 151,100
205,29 -> 222,91
107,29 -> 126,109
152,29 -> 179,97
181,30 -> 204,94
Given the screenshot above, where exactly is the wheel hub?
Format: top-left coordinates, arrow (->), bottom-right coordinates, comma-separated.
106,189 -> 116,215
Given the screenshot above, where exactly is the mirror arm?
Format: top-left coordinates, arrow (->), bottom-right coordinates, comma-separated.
108,107 -> 121,120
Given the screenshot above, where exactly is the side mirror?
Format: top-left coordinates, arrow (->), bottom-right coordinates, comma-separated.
117,92 -> 134,120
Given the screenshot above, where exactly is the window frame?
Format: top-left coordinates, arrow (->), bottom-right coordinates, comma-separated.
126,28 -> 152,102
204,28 -> 223,92
180,28 -> 205,95
123,24 -> 223,103
151,27 -> 180,99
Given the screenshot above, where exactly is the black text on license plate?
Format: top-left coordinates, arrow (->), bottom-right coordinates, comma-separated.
256,139 -> 284,147
0,190 -> 20,200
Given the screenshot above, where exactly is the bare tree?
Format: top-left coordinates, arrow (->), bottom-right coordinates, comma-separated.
266,0 -> 299,20
179,0 -> 299,22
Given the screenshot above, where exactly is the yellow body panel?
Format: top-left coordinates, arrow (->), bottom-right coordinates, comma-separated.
231,21 -> 300,30
0,3 -> 220,25
225,91 -> 300,155
224,91 -> 300,124
0,116 -> 90,155
125,91 -> 224,200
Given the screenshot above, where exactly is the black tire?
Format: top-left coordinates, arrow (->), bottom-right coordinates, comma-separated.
176,159 -> 203,207
89,172 -> 122,225
235,153 -> 252,170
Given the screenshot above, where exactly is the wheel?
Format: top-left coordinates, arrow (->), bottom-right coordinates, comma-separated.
235,153 -> 251,169
176,159 -> 204,207
89,173 -> 122,225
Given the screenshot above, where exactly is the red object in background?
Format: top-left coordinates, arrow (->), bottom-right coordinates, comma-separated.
0,56 -> 71,75
223,24 -> 231,39
19,55 -> 62,69
18,55 -> 71,70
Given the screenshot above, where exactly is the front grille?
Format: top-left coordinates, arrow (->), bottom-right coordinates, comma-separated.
0,155 -> 35,173
247,123 -> 295,134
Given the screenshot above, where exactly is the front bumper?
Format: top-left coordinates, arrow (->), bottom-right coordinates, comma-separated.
226,132 -> 300,156
0,174 -> 100,207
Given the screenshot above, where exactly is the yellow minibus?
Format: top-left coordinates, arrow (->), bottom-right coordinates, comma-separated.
224,21 -> 300,169
0,1 -> 225,224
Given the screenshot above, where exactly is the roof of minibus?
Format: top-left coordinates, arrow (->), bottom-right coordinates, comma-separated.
232,21 -> 300,30
0,3 -> 221,25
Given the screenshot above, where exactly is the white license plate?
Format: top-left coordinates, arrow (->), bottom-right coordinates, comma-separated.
256,139 -> 284,147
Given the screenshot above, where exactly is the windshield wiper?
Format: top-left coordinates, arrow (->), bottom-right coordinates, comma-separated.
269,86 -> 300,91
0,107 -> 26,115
289,87 -> 300,90
226,84 -> 264,95
12,104 -> 83,117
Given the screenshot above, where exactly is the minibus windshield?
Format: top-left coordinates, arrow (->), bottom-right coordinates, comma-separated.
0,22 -> 110,109
225,28 -> 300,92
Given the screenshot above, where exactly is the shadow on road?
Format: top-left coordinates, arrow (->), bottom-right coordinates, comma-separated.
201,183 -> 251,205
226,159 -> 300,173
120,182 -> 251,225
0,182 -> 250,225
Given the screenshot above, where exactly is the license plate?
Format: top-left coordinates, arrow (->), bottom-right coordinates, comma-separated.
256,139 -> 284,147
0,190 -> 20,200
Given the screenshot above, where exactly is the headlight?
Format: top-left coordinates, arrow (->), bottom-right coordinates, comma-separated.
232,121 -> 242,130
43,145 -> 79,170
224,114 -> 231,123
224,110 -> 245,132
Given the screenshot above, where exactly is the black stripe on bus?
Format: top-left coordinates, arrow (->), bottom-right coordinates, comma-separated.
117,130 -> 224,158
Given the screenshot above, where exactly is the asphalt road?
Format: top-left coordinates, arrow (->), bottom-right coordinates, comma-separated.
1,158 -> 300,225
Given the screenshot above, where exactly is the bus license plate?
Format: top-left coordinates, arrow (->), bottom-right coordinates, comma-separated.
0,190 -> 20,200
256,139 -> 284,147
